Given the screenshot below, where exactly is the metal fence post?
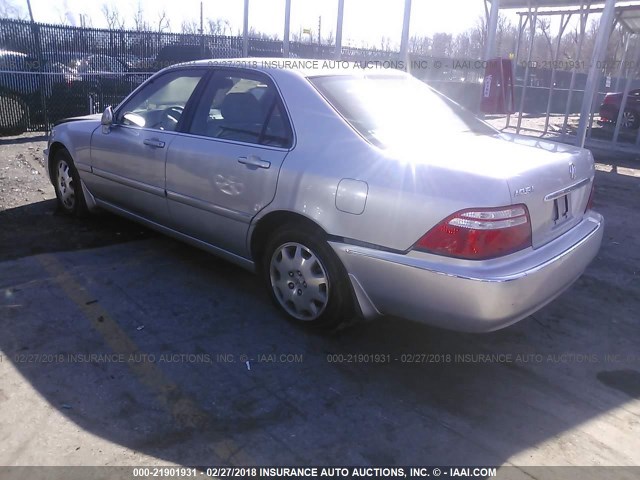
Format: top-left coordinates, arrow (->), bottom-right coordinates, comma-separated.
576,0 -> 617,147
561,2 -> 589,140
485,0 -> 500,60
516,6 -> 538,134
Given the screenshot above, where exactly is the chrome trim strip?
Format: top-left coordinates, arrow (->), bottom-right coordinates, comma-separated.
544,177 -> 591,202
332,215 -> 602,283
95,198 -> 255,272
166,190 -> 253,224
170,130 -> 292,152
92,167 -> 165,198
75,161 -> 92,173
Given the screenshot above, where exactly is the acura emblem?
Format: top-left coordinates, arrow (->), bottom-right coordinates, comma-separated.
569,163 -> 577,180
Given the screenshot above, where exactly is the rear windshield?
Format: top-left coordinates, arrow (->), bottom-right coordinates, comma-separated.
309,74 -> 497,149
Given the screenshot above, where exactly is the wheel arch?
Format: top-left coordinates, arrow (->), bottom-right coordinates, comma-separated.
249,210 -> 328,265
47,141 -> 68,178
253,209 -> 366,326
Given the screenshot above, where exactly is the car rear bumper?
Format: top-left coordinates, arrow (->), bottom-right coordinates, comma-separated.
330,211 -> 603,332
599,104 -> 618,123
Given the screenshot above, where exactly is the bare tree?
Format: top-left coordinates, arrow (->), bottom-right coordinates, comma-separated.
78,14 -> 92,28
207,18 -> 231,36
132,2 -> 150,31
496,13 -> 517,57
181,19 -> 200,35
325,29 -> 335,46
0,0 -> 25,19
409,35 -> 431,56
380,36 -> 392,52
57,9 -> 70,26
537,18 -> 554,60
431,32 -> 453,57
101,2 -> 125,30
157,9 -> 170,33
452,32 -> 472,59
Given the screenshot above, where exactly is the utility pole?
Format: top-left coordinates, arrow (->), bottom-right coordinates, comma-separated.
335,0 -> 344,60
243,0 -> 249,57
283,0 -> 291,57
25,0 -> 34,22
318,16 -> 321,45
200,1 -> 204,58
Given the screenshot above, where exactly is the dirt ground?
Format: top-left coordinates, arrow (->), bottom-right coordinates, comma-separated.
0,133 -> 152,262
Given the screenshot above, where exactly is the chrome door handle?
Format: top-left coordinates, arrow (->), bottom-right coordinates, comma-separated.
143,138 -> 165,148
238,155 -> 271,169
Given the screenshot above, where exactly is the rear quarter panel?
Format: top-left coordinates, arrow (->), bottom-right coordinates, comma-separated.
260,70 -> 512,252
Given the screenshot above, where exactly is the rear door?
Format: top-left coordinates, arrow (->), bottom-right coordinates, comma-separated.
165,69 -> 293,256
88,68 -> 207,224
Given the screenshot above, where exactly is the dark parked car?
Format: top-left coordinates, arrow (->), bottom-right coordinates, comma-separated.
47,53 -> 147,121
599,89 -> 640,129
138,44 -> 243,72
0,50 -> 72,135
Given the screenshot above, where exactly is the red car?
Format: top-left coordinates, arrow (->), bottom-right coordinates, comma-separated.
599,89 -> 640,129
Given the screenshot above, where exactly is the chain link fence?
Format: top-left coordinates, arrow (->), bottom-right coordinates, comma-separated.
0,18 -> 480,136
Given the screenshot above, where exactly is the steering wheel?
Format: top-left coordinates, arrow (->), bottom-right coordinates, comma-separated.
159,106 -> 184,131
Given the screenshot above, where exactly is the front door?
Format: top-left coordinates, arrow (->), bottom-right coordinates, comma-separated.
88,68 -> 207,224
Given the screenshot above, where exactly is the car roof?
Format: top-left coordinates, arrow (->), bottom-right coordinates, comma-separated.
172,57 -> 406,79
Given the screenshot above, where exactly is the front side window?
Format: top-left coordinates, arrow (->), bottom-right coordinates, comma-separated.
188,72 -> 292,148
117,70 -> 205,131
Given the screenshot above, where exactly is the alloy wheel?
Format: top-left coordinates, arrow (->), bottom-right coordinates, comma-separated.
269,242 -> 330,321
56,159 -> 76,210
622,110 -> 637,129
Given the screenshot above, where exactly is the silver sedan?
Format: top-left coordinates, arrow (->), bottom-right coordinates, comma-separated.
45,59 -> 603,332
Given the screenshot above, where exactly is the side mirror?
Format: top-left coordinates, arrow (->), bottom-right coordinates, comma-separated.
101,106 -> 113,126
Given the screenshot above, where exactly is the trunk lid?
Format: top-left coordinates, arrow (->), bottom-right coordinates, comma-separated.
498,134 -> 595,248
388,132 -> 595,249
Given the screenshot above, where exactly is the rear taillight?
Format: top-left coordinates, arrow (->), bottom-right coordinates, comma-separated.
585,182 -> 595,212
414,205 -> 532,260
603,94 -> 617,105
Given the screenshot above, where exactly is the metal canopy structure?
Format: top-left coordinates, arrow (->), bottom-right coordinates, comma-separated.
246,0 -> 413,63
618,6 -> 640,31
485,0 -> 640,152
493,0 -> 605,7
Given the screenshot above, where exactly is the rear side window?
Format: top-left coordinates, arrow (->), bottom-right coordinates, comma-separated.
309,74 -> 497,149
188,72 -> 293,148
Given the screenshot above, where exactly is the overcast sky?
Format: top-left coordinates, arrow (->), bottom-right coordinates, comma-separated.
15,0 -> 499,47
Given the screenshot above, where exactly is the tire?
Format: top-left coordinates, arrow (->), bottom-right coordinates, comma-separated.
621,109 -> 640,130
262,225 -> 354,328
0,91 -> 28,136
52,149 -> 88,217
